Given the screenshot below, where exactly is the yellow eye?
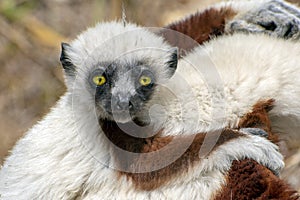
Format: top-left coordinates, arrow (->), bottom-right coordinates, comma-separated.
92,75 -> 106,86
139,76 -> 152,86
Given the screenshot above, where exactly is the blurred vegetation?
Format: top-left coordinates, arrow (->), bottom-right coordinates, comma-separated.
0,0 -> 299,192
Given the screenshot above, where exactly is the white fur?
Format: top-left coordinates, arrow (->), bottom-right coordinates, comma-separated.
65,21 -> 174,85
153,33 -> 300,145
0,22 -> 288,199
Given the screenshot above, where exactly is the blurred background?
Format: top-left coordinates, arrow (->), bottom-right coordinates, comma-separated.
0,0 -> 299,191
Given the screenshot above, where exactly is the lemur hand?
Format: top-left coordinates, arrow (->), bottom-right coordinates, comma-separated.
226,0 -> 300,39
240,128 -> 269,138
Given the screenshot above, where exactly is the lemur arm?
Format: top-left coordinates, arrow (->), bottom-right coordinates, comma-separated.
119,128 -> 283,191
106,101 -> 282,191
116,100 -> 299,199
164,0 -> 300,50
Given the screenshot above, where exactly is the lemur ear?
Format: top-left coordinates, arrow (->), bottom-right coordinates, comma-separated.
166,47 -> 178,77
60,42 -> 76,76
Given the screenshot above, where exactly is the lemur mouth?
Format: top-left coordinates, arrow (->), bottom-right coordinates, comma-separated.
106,110 -> 149,127
111,111 -> 133,123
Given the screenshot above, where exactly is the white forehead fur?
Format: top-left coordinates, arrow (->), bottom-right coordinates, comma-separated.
65,21 -> 174,84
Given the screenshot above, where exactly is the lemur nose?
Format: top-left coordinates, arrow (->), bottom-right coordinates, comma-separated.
112,95 -> 132,111
116,101 -> 128,110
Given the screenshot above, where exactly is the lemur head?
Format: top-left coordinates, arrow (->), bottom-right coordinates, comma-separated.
60,22 -> 177,124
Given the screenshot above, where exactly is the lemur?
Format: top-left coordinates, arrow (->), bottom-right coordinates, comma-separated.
0,0 -> 299,199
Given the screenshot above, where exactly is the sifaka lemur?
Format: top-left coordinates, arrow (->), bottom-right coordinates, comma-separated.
1,0 -> 300,199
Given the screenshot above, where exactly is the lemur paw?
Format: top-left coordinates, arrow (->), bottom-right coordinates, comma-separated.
240,128 -> 268,138
226,0 -> 300,39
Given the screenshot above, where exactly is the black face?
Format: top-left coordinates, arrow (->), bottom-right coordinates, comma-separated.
89,61 -> 156,123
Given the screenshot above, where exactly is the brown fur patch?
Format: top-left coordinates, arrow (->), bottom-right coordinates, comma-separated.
100,120 -> 245,191
163,7 -> 236,52
239,99 -> 279,143
123,129 -> 244,191
214,159 -> 300,200
99,120 -> 150,171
